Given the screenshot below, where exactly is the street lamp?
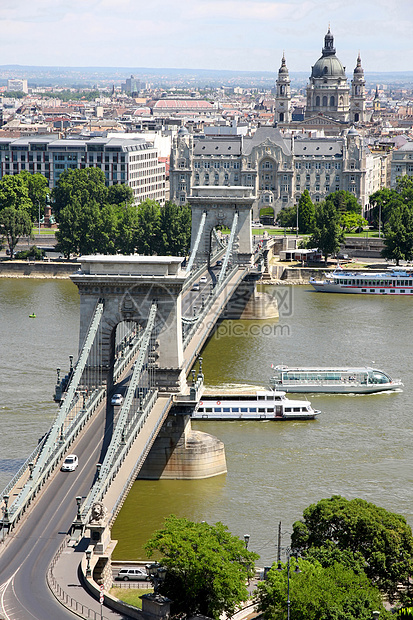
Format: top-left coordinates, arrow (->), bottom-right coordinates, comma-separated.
296,203 -> 299,238
278,547 -> 300,620
146,562 -> 167,595
244,534 -> 250,549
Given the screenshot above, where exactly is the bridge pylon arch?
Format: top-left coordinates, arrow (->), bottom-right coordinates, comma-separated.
71,255 -> 188,393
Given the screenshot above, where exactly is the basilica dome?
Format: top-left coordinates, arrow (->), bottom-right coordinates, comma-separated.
310,27 -> 346,80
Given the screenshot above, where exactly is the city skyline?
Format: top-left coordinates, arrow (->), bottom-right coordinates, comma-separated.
0,0 -> 412,74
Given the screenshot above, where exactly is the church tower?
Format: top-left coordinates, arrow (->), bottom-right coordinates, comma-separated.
350,53 -> 366,123
305,27 -> 350,122
275,53 -> 291,124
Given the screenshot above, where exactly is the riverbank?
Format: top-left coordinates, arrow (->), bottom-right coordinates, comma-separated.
0,259 -> 77,278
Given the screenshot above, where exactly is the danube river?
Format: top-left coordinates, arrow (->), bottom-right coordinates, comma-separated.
1,278 -> 412,566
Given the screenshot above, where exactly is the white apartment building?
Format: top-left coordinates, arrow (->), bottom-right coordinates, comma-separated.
0,136 -> 165,205
391,142 -> 413,187
7,79 -> 28,94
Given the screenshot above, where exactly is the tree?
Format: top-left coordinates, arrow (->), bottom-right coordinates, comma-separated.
19,171 -> 50,222
297,190 -> 315,233
308,200 -> 344,262
368,187 -> 402,229
0,206 -> 32,257
325,190 -> 361,214
382,203 -> 413,265
107,183 -> 134,207
159,201 -> 191,255
340,211 -> 367,233
276,205 -> 297,229
55,198 -> 103,257
135,199 -> 162,255
0,174 -> 32,215
255,556 -> 390,620
52,167 -> 108,218
291,496 -> 413,602
145,515 -> 259,620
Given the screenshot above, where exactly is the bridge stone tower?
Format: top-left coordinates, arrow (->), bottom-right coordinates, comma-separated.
71,255 -> 187,393
188,186 -> 255,267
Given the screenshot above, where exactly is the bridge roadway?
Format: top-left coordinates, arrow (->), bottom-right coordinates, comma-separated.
0,263 -> 251,619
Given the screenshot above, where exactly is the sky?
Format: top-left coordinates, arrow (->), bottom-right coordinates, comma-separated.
0,0 -> 412,73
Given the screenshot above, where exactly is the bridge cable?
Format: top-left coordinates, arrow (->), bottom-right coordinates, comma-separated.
185,211 -> 207,273
218,211 -> 239,287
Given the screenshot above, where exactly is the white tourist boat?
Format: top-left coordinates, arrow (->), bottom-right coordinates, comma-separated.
271,366 -> 403,394
309,267 -> 413,295
193,390 -> 320,420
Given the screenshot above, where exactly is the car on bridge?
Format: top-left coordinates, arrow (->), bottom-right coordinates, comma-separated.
116,567 -> 150,581
61,454 -> 78,472
111,393 -> 123,406
199,276 -> 208,284
191,283 -> 200,291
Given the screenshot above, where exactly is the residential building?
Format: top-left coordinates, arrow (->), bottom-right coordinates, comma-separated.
390,141 -> 413,187
7,79 -> 28,94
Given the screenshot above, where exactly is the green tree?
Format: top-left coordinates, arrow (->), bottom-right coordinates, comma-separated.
145,515 -> 259,620
56,198 -> 103,257
276,205 -> 297,229
382,203 -> 413,265
136,199 -> 162,255
291,495 -> 413,602
159,201 -> 191,255
325,190 -> 361,214
107,183 -> 134,207
297,190 -> 315,233
52,168 -> 108,218
117,204 -> 140,254
0,206 -> 32,257
19,171 -> 50,222
0,174 -> 32,215
255,556 -> 390,620
368,187 -> 402,230
308,200 -> 344,262
340,211 -> 367,233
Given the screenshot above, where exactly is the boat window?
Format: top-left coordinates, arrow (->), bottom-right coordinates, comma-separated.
361,289 -> 366,292
370,289 -> 375,292
390,290 -> 395,293
258,408 -> 266,412
258,395 -> 265,400
293,407 -> 300,412
285,407 -> 292,412
401,290 -> 405,293
223,407 -> 230,412
241,407 -> 248,412
274,396 -> 282,401
214,408 -> 221,412
206,408 -> 213,412
250,408 -> 257,412
232,407 -> 239,412
380,289 -> 385,293
198,408 -> 204,412
267,408 -> 274,413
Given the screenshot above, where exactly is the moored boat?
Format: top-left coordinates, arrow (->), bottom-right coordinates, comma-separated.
271,365 -> 403,394
193,389 -> 320,420
310,267 -> 413,295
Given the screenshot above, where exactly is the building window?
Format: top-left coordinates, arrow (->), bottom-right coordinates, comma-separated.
194,162 -> 200,169
295,162 -> 301,169
306,174 -> 310,181
305,162 -> 311,169
326,184 -> 330,192
223,162 -> 230,169
325,162 -> 331,169
315,195 -> 320,202
233,162 -> 240,169
204,162 -> 210,169
214,162 -> 220,169
322,96 -> 327,106
315,162 -> 321,169
335,162 -> 341,170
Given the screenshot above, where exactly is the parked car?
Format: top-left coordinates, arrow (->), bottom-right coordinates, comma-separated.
61,454 -> 78,472
116,567 -> 149,581
191,283 -> 200,291
111,393 -> 123,406
199,276 -> 208,284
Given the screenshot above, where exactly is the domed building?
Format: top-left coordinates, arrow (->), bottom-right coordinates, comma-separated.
275,28 -> 366,131
305,27 -> 350,121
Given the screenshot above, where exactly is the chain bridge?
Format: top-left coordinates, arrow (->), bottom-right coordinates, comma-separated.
0,186 -> 280,620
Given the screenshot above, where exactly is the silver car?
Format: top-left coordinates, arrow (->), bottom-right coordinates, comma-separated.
116,567 -> 149,581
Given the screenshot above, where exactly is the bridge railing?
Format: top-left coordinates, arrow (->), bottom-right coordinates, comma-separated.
3,387 -> 106,530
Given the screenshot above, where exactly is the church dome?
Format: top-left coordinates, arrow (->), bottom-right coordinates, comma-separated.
310,28 -> 346,79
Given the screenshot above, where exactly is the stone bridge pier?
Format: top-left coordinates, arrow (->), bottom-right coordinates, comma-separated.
71,256 -> 188,394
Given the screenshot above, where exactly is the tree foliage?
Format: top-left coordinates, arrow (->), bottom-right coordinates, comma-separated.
52,167 -> 108,217
0,206 -> 32,257
325,190 -> 361,214
291,495 -> 413,602
145,515 -> 259,620
308,200 -> 344,261
297,190 -> 315,233
255,556 -> 390,620
276,205 -> 296,229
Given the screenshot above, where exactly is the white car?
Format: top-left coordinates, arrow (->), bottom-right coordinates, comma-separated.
116,567 -> 150,582
199,276 -> 208,284
111,393 -> 123,406
61,454 -> 78,472
191,283 -> 200,291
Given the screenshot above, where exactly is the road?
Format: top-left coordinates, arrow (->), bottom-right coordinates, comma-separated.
0,397 -> 128,620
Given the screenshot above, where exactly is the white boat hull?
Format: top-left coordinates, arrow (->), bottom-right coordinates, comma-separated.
192,409 -> 320,420
275,383 -> 402,394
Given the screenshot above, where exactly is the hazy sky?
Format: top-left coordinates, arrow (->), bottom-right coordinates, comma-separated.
0,0 -> 412,72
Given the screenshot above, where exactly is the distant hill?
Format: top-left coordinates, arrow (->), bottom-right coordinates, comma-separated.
0,65 -> 411,90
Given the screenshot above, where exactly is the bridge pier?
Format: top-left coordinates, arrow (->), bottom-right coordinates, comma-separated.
223,277 -> 279,320
138,411 -> 227,480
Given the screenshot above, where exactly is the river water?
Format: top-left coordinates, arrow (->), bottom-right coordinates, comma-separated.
1,278 -> 412,566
